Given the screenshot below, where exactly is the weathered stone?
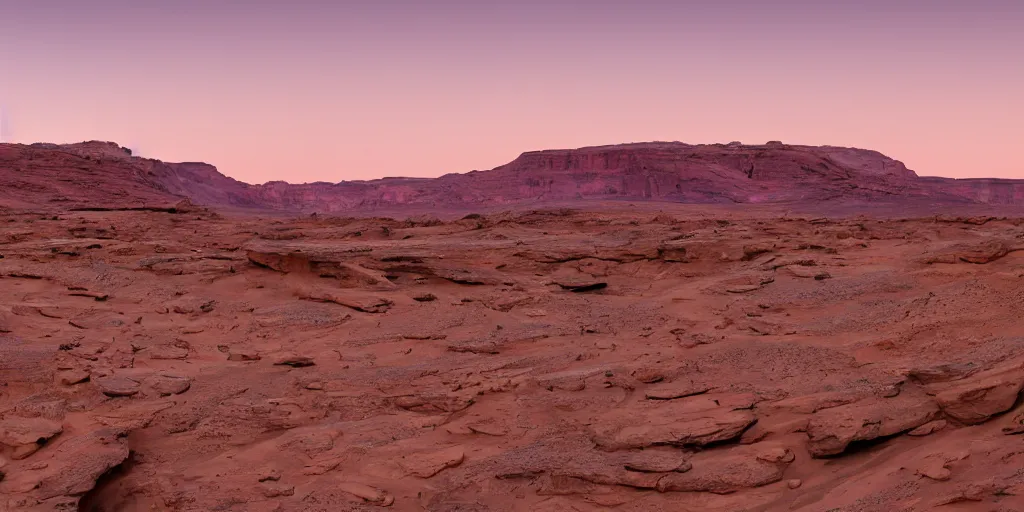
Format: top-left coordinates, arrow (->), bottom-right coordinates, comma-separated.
260,483 -> 295,498
57,369 -> 90,386
787,266 -> 831,279
594,395 -> 757,451
147,374 -> 191,396
336,482 -> 395,506
923,240 -> 1011,264
806,391 -> 939,457
34,428 -> 130,500
617,450 -> 691,473
93,375 -> 142,397
297,287 -> 394,313
657,444 -> 794,494
908,362 -> 980,384
929,365 -> 1024,425
644,380 -> 710,400
908,420 -> 948,437
273,353 -> 315,367
727,284 -> 762,294
147,344 -> 189,360
0,417 -> 63,460
399,446 -> 465,478
227,348 -> 261,361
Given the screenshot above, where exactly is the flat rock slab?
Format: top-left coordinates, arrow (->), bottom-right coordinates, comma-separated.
92,375 -> 142,397
727,284 -> 763,294
762,257 -> 818,270
227,348 -> 261,361
336,482 -> 395,506
557,281 -> 608,293
147,344 -> 189,360
67,290 -> 109,301
146,374 -> 192,396
761,391 -> 864,415
922,240 -> 1013,264
467,422 -> 508,437
644,380 -> 710,400
549,269 -> 608,292
298,287 -> 394,313
399,446 -> 466,478
593,394 -> 757,451
787,266 -> 831,279
657,444 -> 795,494
273,353 -> 316,367
908,362 -> 981,384
534,367 -> 609,392
616,450 -> 691,473
58,369 -> 91,386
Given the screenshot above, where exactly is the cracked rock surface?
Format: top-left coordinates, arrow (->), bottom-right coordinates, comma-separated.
6,203 -> 1024,511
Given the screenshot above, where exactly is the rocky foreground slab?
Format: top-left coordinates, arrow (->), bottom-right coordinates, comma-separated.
4,204 -> 1024,510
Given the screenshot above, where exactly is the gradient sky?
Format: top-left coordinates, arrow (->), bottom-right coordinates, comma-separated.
2,0 -> 1022,183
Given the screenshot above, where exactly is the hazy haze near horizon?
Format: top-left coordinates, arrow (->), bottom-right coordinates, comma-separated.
2,0 -> 1022,183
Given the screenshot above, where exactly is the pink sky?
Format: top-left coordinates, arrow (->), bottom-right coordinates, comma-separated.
2,1 -> 1022,183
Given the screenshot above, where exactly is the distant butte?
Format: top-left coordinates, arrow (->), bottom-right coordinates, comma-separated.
2,139 -> 1024,212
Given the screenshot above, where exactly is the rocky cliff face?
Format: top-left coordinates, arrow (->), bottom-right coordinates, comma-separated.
0,140 -> 1019,211
0,142 -> 184,209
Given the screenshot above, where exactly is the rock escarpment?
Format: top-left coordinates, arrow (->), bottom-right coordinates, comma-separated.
2,140 -> 1022,212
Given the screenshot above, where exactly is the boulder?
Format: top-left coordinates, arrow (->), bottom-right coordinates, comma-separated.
34,428 -> 130,501
806,391 -> 939,457
929,365 -> 1024,424
922,240 -> 1012,264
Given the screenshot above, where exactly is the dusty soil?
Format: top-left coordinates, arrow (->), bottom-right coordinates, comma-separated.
4,204 -> 1024,511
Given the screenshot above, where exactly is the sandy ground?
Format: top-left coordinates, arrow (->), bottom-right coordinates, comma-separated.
4,204 -> 1024,511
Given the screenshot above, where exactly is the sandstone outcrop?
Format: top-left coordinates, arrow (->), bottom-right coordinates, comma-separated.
7,140 -> 1024,212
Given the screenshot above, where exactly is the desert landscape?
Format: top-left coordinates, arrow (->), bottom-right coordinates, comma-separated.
2,141 -> 1024,511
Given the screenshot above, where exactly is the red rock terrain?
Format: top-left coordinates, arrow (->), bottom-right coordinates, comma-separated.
4,140 -> 1024,212
4,142 -> 1024,511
